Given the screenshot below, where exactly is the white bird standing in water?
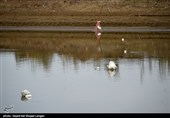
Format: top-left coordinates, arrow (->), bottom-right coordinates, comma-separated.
96,21 -> 101,30
107,61 -> 117,70
95,21 -> 102,40
95,21 -> 102,32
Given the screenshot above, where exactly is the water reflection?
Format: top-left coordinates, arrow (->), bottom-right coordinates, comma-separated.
2,50 -> 168,82
95,28 -> 103,54
107,69 -> 117,77
21,96 -> 31,101
15,51 -> 53,71
1,32 -> 170,59
1,50 -> 169,113
1,31 -> 170,113
1,32 -> 169,79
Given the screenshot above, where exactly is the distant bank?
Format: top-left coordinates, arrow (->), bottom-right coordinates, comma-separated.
0,0 -> 170,27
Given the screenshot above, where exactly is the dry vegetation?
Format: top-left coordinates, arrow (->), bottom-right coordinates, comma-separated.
1,31 -> 170,60
0,0 -> 170,26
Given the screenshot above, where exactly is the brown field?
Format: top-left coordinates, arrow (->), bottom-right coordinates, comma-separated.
0,0 -> 170,26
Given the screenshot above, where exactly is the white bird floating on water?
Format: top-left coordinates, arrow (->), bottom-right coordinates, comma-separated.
107,61 -> 117,70
21,89 -> 31,101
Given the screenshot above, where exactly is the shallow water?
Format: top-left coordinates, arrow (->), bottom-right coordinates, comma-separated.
0,31 -> 170,113
1,26 -> 170,32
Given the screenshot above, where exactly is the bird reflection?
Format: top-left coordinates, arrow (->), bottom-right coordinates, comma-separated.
107,69 -> 117,77
21,96 -> 31,101
96,38 -> 102,53
107,66 -> 121,81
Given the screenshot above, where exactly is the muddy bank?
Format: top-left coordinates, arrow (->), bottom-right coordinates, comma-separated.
0,0 -> 170,27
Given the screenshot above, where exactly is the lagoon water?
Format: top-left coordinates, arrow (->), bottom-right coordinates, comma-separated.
0,31 -> 170,113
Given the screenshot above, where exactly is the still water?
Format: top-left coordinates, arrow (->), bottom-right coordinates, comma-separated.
0,32 -> 170,113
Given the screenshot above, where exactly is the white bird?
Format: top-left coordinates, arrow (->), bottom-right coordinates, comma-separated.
107,61 -> 117,70
122,38 -> 124,41
21,89 -> 31,100
95,21 -> 102,31
97,25 -> 101,30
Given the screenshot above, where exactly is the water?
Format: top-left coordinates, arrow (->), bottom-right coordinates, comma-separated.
1,26 -> 170,32
0,31 -> 170,113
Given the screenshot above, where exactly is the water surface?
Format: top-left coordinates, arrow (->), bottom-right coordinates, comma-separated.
0,31 -> 170,113
1,26 -> 170,32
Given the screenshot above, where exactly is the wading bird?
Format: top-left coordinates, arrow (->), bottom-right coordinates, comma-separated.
95,21 -> 102,32
95,21 -> 102,40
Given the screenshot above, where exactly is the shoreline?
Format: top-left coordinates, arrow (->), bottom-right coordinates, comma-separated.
1,26 -> 170,32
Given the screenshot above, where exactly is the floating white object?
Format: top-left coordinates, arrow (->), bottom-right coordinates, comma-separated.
21,89 -> 31,101
21,89 -> 30,96
107,61 -> 117,70
122,38 -> 124,41
124,50 -> 127,54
